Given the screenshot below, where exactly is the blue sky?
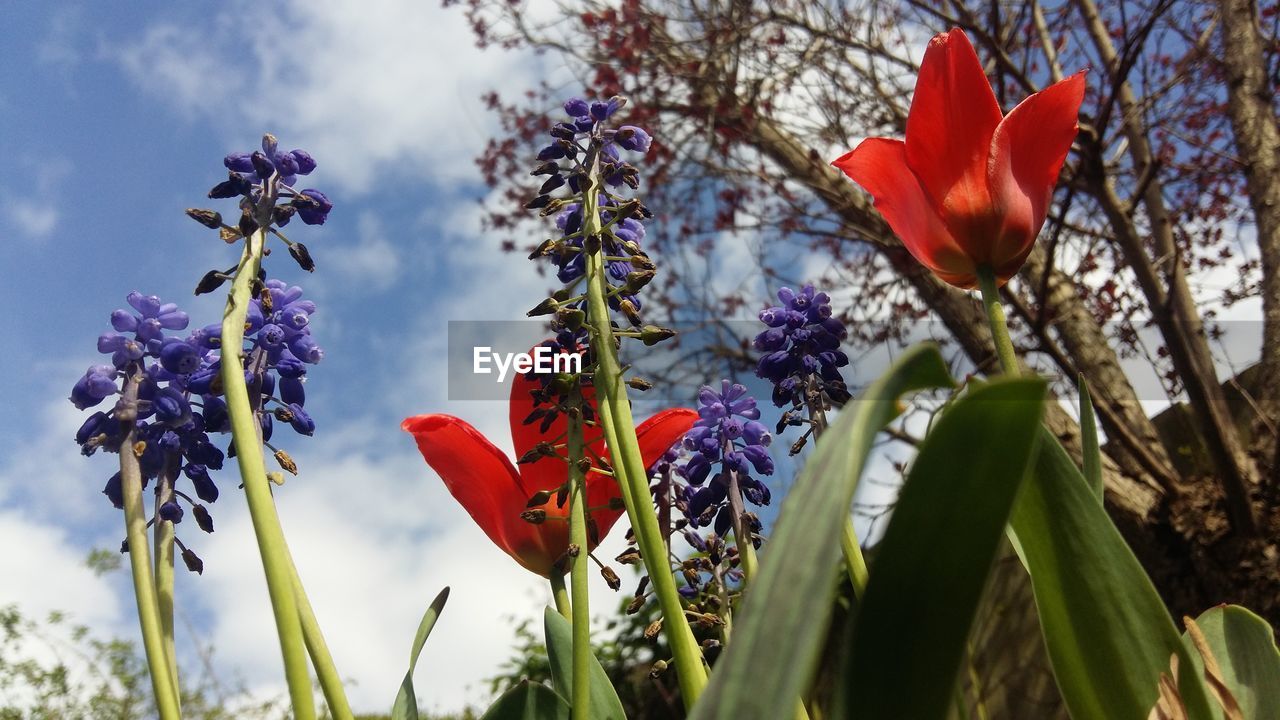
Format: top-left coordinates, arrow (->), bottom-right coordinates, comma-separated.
0,1 -> 633,712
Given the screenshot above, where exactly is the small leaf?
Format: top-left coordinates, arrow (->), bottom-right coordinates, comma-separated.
391,587 -> 451,720
1009,433 -> 1214,720
687,344 -> 954,720
1078,375 -> 1103,501
844,377 -> 1047,719
543,608 -> 627,719
1181,605 -> 1280,720
479,680 -> 570,720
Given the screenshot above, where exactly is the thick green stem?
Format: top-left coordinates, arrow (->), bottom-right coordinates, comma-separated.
567,397 -> 591,720
153,460 -> 180,702
976,266 -> 1019,377
285,544 -> 354,720
580,159 -> 708,706
118,373 -> 182,720
549,573 -> 572,620
221,228 -> 316,720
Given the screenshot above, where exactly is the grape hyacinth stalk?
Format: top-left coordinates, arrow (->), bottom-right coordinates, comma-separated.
525,96 -> 709,709
754,285 -> 868,596
191,134 -> 346,719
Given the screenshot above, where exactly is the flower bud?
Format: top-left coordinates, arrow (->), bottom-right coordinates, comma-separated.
186,208 -> 223,229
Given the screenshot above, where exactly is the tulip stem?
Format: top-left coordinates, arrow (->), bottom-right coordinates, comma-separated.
222,226 -> 316,720
976,266 -> 1020,377
117,369 -> 182,720
284,538 -> 355,720
567,393 -> 591,720
580,150 -> 709,707
549,573 -> 572,620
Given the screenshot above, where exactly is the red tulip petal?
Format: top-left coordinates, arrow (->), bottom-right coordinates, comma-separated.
988,71 -> 1086,280
833,138 -> 977,286
581,407 -> 700,542
401,414 -> 527,563
904,28 -> 1003,239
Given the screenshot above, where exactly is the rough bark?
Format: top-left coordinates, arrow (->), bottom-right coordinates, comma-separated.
1217,0 -> 1280,486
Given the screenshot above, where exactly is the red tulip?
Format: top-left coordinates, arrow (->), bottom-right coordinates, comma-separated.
832,28 -> 1085,289
402,371 -> 696,577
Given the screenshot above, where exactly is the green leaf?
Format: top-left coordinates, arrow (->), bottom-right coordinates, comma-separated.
688,343 -> 954,720
845,377 -> 1048,719
1009,432 -> 1214,720
391,587 -> 451,720
1183,604 -> 1280,720
479,680 -> 571,720
543,607 -> 627,719
1078,375 -> 1103,501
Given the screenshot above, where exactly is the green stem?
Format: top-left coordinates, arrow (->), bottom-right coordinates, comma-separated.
725,468 -> 760,583
567,396 -> 591,720
808,393 -> 867,600
580,157 -> 708,706
285,544 -> 354,720
118,373 -> 182,720
840,521 -> 869,601
549,573 -> 572,620
975,266 -> 1019,377
221,228 -> 316,720
153,460 -> 180,703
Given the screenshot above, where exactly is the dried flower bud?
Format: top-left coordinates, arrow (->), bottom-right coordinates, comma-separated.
528,297 -> 559,317
194,270 -> 227,296
526,489 -> 553,508
615,548 -> 641,565
268,471 -> 286,486
521,509 -> 547,524
600,566 -> 621,590
289,241 -> 316,272
626,376 -> 652,391
644,619 -> 663,640
640,325 -> 676,346
626,596 -> 646,614
649,659 -> 668,678
186,208 -> 223,229
274,449 -> 298,475
181,547 -> 204,575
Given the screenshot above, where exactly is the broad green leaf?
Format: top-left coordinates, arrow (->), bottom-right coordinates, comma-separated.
391,587 -> 451,720
543,607 -> 627,719
688,343 -> 954,720
1183,604 -> 1280,719
1078,375 -> 1103,501
845,377 -> 1047,719
479,680 -> 570,720
1009,431 -> 1214,720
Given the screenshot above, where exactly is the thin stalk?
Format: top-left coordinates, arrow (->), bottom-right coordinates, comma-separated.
117,372 -> 182,720
808,396 -> 869,599
724,468 -> 760,583
284,546 -> 354,720
221,227 -> 316,720
580,155 -> 708,706
976,266 -> 1020,377
152,458 -> 180,701
549,573 -> 572,620
567,397 -> 591,720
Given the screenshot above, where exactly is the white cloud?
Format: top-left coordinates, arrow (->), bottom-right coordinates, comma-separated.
113,0 -> 548,195
1,156 -> 71,242
318,212 -> 402,295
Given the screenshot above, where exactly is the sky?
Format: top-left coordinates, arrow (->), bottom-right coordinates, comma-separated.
0,0 -> 664,713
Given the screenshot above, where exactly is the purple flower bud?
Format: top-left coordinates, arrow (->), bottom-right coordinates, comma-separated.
184,464 -> 219,502
193,504 -> 214,533
742,444 -> 775,475
290,149 -> 317,174
159,340 -> 202,374
273,151 -> 300,177
280,376 -> 305,406
110,309 -> 138,332
564,98 -> 590,117
275,352 -> 307,378
152,387 -> 193,428
98,471 -> 124,508
158,501 -> 184,524
280,305 -> 310,330
156,308 -> 189,330
286,403 -> 314,436
258,323 -> 286,349
76,412 -> 113,446
127,292 -> 162,318
251,150 -> 275,179
201,395 -> 229,433
224,152 -> 255,173
288,335 -> 324,364
296,189 -> 332,225
260,413 -> 273,442
615,125 -> 652,153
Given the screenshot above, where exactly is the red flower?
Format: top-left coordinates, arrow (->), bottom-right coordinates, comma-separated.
401,373 -> 696,577
832,28 -> 1085,289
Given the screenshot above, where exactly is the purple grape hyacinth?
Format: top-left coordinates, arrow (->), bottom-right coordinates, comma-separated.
677,381 -> 775,538
753,285 -> 851,408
